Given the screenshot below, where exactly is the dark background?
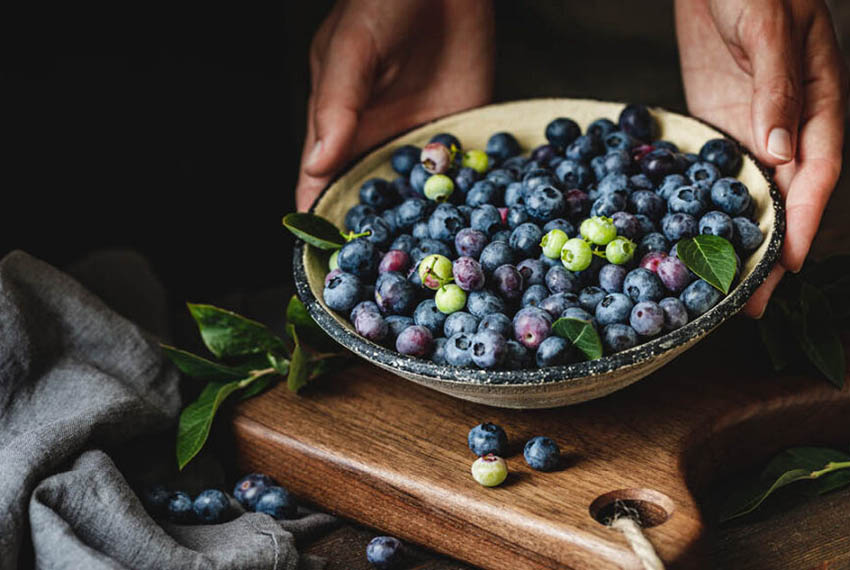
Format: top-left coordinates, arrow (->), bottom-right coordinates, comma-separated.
2,2 -> 683,308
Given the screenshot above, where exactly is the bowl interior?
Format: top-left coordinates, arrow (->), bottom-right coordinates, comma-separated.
295,98 -> 782,406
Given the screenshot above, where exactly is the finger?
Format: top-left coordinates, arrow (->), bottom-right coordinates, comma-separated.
296,94 -> 320,211
303,21 -> 377,178
740,4 -> 803,166
295,170 -> 331,212
780,13 -> 848,272
742,264 -> 786,319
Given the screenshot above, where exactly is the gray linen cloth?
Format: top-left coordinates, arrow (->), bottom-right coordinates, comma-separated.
0,250 -> 336,569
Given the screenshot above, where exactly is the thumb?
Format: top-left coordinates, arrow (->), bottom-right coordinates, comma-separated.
303,24 -> 377,178
744,9 -> 803,165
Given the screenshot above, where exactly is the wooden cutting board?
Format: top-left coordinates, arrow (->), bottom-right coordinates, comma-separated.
231,317 -> 850,569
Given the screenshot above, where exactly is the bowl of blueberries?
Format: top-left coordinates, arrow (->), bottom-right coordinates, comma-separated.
292,98 -> 784,409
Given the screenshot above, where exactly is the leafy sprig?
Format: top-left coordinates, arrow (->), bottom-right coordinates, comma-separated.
162,295 -> 348,469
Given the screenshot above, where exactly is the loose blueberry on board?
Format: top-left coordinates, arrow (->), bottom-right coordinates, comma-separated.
471,454 -> 509,487
254,486 -> 298,520
523,436 -> 561,471
468,423 -> 508,456
366,536 -> 405,569
234,473 -> 277,510
193,489 -> 230,524
166,491 -> 195,524
143,485 -> 171,518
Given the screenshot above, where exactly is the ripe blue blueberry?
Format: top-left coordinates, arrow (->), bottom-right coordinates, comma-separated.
604,130 -> 637,152
166,491 -> 195,524
732,217 -> 764,251
234,473 -> 276,510
455,167 -> 480,194
467,290 -> 507,319
523,168 -> 561,194
637,232 -> 671,259
445,332 -> 474,367
661,213 -> 698,242
357,215 -> 393,249
656,174 -> 688,201
659,297 -> 689,330
359,178 -> 396,209
602,323 -> 640,353
504,339 -> 533,369
391,145 -> 421,177
710,178 -> 751,216
545,117 -> 581,147
590,193 -> 627,218
667,187 -> 705,217
504,181 -> 525,207
539,292 -> 581,319
565,135 -> 604,161
686,161 -> 721,193
630,301 -> 665,336
430,337 -> 449,364
375,271 -> 417,315
323,272 -> 362,313
629,191 -> 666,221
598,263 -> 627,293
409,163 -> 430,195
413,299 -> 447,336
623,268 -> 666,302
619,103 -> 657,142
545,266 -> 580,294
486,132 -> 521,162
555,159 -> 593,190
466,180 -> 499,207
699,138 -> 742,176
143,484 -> 171,517
366,536 -> 404,569
522,283 -> 550,308
468,423 -> 508,456
525,185 -> 567,222
579,286 -> 607,313
596,293 -> 634,326
193,489 -> 230,524
510,223 -> 544,258
385,315 -> 414,344
338,238 -> 380,280
507,206 -> 530,229
470,330 -> 508,369
680,279 -> 723,317
523,436 -> 561,471
699,210 -> 734,240
427,204 -> 465,242
345,204 -> 377,231
444,311 -> 479,337
254,486 -> 298,520
479,241 -> 516,275
470,204 -> 503,236
639,148 -> 680,182
478,312 -> 513,338
536,336 -> 574,367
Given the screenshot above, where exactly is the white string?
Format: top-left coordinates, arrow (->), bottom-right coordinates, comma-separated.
606,501 -> 665,570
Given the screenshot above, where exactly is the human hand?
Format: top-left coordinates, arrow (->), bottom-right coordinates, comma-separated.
675,0 -> 848,317
296,0 -> 495,211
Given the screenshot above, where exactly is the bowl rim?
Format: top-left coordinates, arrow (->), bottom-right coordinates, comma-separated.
293,98 -> 785,388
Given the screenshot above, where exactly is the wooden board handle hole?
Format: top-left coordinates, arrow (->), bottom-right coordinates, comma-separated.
589,488 -> 675,528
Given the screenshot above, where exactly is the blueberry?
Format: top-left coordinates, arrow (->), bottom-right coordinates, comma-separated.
430,337 -> 449,364
637,232 -> 670,259
525,185 -> 566,222
457,204 -> 473,224
166,491 -> 195,524
430,132 -> 461,151
509,223 -> 543,258
602,323 -> 640,353
542,218 -> 575,235
366,536 -> 404,569
504,181 -> 525,207
467,290 -> 507,319
590,193 -> 627,217
667,186 -> 705,217
409,163 -> 430,195
686,161 -> 721,193
710,178 -> 751,216
532,143 -> 562,165
444,311 -> 479,337
345,204 -> 377,231
324,271 -> 363,312
618,103 -> 657,142
491,229 -> 512,243
485,132 -> 521,162
661,213 -> 698,242
233,473 -> 276,510
452,256 -> 486,291
639,251 -> 667,273
486,168 -> 516,190
391,176 -> 418,200
630,173 -> 654,192
396,325 -> 433,357
656,256 -> 692,293
468,423 -> 508,456
445,332 -> 474,367
415,238 -> 452,260
491,265 -> 524,301
659,297 -> 689,330
639,148 -> 680,181
396,198 -> 431,230
523,168 -> 561,194
596,172 -> 631,197
536,336 -> 574,367
523,436 -> 561,471
579,286 -> 607,312
545,265 -> 580,294
466,180 -> 499,207
555,159 -> 593,190
512,306 -> 553,350
592,149 -> 633,180
359,178 -> 396,209
598,263 -> 627,293
355,308 -> 388,343
595,293 -> 634,326
379,250 -> 411,275
193,489 -> 230,524
506,206 -> 529,229
517,258 -> 547,286
564,189 -> 591,219
385,315 -> 415,343
470,329 -> 508,368
479,241 -> 515,275
680,279 -> 723,317
391,145 -> 421,177
612,211 -> 640,240
565,135 -> 604,161
634,214 -> 656,237
375,271 -> 417,315
699,210 -> 734,240
142,484 -> 171,517
604,130 -> 637,152
699,138 -> 742,176
560,306 -> 597,329
357,215 -> 393,249
413,299 -> 446,336
454,167 -> 480,194
382,209 -> 399,233
539,292 -> 580,319
522,283 -> 550,307
545,117 -> 581,147
733,217 -> 764,251
623,268 -> 665,302
412,221 -> 429,240
656,174 -> 688,201
629,301 -> 664,336
492,340 -> 527,371
478,312 -> 513,338
470,204 -> 503,236
454,228 -> 488,259
427,203 -> 465,242
629,190 -> 666,221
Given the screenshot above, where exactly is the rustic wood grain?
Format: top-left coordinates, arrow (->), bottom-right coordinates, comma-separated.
232,319 -> 850,569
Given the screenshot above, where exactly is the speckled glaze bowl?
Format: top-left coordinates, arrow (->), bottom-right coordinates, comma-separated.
293,98 -> 784,409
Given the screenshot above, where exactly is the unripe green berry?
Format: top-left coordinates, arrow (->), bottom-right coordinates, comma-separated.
541,229 -> 568,259
418,254 -> 453,290
424,174 -> 455,202
605,236 -> 636,265
579,216 -> 617,246
435,284 -> 467,314
461,150 -> 489,174
471,454 -> 508,487
560,238 -> 593,271
328,249 -> 340,271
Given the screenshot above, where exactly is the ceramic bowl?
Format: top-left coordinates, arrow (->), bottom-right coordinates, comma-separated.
293,98 -> 784,409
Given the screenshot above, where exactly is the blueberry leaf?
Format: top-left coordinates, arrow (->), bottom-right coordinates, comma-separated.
176,368 -> 276,469
285,294 -> 337,351
237,374 -> 276,401
283,212 -> 345,250
719,447 -> 850,522
676,235 -> 736,294
187,303 -> 287,360
160,344 -> 252,381
286,324 -> 309,393
796,283 -> 846,388
552,317 -> 603,360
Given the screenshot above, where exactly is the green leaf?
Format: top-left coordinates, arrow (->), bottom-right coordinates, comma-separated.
160,344 -> 249,381
677,235 -> 737,294
187,303 -> 286,360
719,447 -> 850,521
176,369 -> 276,469
797,283 -> 846,388
286,325 -> 309,392
285,294 -> 337,352
282,212 -> 345,250
552,317 -> 603,360
286,295 -> 316,330
237,374 -> 276,401
266,352 -> 291,376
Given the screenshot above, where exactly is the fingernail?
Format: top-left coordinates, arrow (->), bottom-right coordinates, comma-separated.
306,140 -> 323,169
767,128 -> 793,162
